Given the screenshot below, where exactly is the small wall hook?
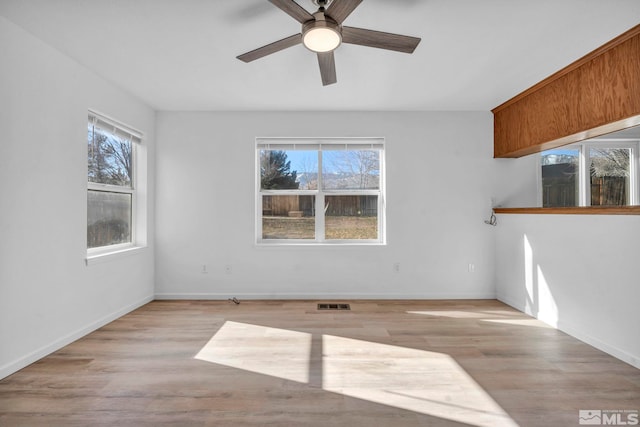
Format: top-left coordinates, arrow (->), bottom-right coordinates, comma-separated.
484,211 -> 497,226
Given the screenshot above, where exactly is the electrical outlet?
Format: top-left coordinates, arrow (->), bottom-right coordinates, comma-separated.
468,263 -> 475,273
224,264 -> 232,275
201,264 -> 208,274
393,262 -> 400,273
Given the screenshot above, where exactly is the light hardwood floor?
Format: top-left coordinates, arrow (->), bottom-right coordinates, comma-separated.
1,300 -> 639,426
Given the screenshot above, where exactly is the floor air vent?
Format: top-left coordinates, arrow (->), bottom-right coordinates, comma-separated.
317,303 -> 351,311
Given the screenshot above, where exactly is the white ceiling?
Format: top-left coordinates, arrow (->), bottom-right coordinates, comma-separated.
1,0 -> 639,111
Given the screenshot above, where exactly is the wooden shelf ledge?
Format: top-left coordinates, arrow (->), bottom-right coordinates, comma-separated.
494,206 -> 640,215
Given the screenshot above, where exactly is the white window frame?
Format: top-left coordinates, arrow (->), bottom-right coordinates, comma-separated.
540,139 -> 640,206
256,137 -> 386,245
87,110 -> 143,258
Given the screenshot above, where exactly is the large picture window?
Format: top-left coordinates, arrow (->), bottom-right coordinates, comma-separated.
87,111 -> 142,252
256,138 -> 385,244
541,139 -> 639,207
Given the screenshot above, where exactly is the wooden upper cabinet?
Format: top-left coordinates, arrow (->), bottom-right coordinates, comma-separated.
493,24 -> 640,158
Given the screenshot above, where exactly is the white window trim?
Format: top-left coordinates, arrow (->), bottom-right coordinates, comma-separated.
255,137 -> 386,245
540,139 -> 640,207
86,110 -> 145,261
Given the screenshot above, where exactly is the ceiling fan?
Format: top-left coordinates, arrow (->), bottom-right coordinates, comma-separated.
237,0 -> 421,86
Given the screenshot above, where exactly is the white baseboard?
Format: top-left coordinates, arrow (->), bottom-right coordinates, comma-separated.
557,320 -> 640,369
154,292 -> 497,300
496,294 -> 527,314
0,295 -> 153,380
497,295 -> 640,369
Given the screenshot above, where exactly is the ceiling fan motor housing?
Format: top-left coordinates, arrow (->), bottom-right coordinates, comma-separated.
312,0 -> 333,7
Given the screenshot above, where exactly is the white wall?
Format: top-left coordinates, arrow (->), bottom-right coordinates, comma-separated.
155,111 -> 496,299
493,155 -> 540,207
495,203 -> 640,367
0,17 -> 156,379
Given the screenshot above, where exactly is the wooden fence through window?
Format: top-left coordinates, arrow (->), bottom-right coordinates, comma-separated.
262,195 -> 377,217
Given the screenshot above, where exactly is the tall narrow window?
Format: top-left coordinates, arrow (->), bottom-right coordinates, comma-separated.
541,148 -> 579,207
257,138 -> 385,244
588,147 -> 631,206
87,112 -> 141,251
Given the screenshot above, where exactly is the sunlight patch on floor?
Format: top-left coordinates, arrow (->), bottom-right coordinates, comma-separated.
407,310 -> 503,319
195,321 -> 518,426
195,321 -> 312,384
407,310 -> 550,329
322,334 -> 518,427
482,318 -> 553,328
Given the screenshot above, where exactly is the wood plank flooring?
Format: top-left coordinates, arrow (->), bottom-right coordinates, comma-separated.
1,300 -> 639,426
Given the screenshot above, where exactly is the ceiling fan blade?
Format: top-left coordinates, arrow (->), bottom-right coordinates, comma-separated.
268,0 -> 314,24
317,51 -> 337,86
237,34 -> 302,62
342,26 -> 421,53
325,0 -> 363,24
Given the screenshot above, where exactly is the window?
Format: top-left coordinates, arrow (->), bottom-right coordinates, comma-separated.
587,146 -> 633,206
541,148 -> 579,207
541,139 -> 639,207
256,138 -> 385,244
87,111 -> 142,252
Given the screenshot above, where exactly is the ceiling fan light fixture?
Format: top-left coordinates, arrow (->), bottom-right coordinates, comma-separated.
302,20 -> 341,53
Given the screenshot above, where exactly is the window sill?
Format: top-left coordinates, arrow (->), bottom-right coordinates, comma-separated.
494,206 -> 640,215
256,242 -> 386,247
86,245 -> 147,266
